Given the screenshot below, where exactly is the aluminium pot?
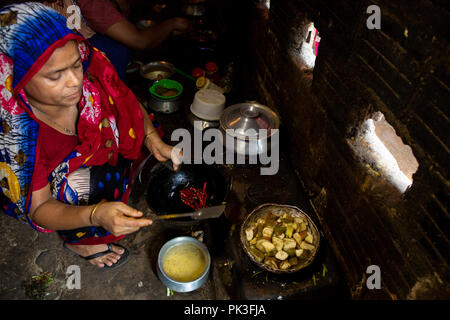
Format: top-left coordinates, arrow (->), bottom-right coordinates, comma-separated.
147,92 -> 182,114
140,61 -> 174,82
219,102 -> 280,156
157,236 -> 211,292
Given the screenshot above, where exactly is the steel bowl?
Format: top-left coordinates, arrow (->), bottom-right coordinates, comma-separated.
240,203 -> 320,274
157,236 -> 211,292
140,61 -> 174,81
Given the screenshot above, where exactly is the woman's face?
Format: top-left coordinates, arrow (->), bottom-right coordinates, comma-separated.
24,40 -> 83,108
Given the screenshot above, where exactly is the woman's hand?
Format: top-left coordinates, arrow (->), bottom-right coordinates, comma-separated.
145,131 -> 182,170
91,201 -> 152,236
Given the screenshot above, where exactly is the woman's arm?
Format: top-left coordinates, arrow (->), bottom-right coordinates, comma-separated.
105,18 -> 191,51
29,184 -> 152,235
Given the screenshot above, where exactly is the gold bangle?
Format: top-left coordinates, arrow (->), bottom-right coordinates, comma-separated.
144,129 -> 158,142
89,199 -> 106,226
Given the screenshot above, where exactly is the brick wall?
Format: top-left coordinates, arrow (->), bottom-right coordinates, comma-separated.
231,0 -> 449,299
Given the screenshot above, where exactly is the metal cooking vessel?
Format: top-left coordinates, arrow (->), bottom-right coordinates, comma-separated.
240,203 -> 321,274
219,102 -> 280,156
147,93 -> 182,114
157,236 -> 211,292
140,61 -> 174,81
145,162 -> 231,218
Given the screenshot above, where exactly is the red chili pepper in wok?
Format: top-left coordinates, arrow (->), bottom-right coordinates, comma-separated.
179,182 -> 208,210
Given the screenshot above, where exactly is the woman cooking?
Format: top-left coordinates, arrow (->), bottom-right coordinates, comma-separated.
0,2 -> 180,269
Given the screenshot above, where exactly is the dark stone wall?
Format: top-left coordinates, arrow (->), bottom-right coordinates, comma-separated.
226,0 -> 449,299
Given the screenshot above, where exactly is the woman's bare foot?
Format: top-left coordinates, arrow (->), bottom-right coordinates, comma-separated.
65,243 -> 125,268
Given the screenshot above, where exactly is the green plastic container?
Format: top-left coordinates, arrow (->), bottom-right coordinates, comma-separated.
149,79 -> 183,100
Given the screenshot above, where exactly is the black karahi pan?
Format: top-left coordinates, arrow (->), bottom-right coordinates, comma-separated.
146,161 -> 231,222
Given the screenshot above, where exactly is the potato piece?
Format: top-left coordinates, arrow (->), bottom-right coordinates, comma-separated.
288,257 -> 298,266
298,222 -> 307,232
255,240 -> 265,252
279,233 -> 285,239
272,236 -> 284,251
262,226 -> 274,238
275,250 -> 289,261
305,232 -> 314,244
293,232 -> 302,245
263,256 -> 278,269
257,239 -> 275,253
294,217 -> 304,224
283,238 -> 297,250
279,261 -> 291,270
295,249 -> 304,257
262,241 -> 275,253
245,227 -> 255,241
250,238 -> 257,245
249,246 -> 264,262
300,241 -> 315,250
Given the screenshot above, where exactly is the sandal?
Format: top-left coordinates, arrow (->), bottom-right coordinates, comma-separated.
63,242 -> 130,270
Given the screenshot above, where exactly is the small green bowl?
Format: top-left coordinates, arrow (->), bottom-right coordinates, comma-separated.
150,79 -> 183,100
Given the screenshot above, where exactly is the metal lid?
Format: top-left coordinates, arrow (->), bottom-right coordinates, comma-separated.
220,102 -> 280,140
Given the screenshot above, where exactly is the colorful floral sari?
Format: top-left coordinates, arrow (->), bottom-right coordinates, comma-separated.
0,3 -> 147,245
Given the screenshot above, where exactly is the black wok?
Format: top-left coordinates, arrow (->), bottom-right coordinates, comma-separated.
146,162 -> 231,220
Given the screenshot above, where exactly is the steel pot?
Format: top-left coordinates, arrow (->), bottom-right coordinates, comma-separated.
140,61 -> 174,81
147,93 -> 182,114
157,236 -> 211,292
219,102 -> 280,156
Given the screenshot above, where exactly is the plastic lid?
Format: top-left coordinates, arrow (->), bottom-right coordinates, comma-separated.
220,102 -> 280,140
195,88 -> 225,105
